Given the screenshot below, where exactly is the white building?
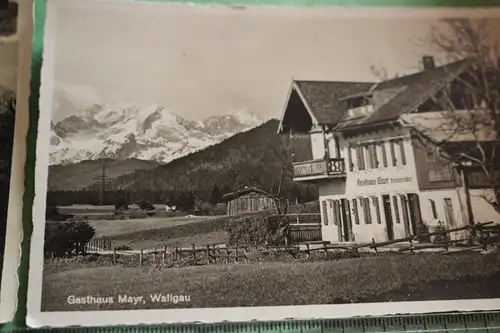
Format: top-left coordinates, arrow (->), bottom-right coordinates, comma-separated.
278,56 -> 500,243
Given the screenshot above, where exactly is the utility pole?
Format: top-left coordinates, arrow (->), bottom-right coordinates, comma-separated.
93,162 -> 113,206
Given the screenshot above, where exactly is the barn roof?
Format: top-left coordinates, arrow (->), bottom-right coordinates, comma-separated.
221,187 -> 275,201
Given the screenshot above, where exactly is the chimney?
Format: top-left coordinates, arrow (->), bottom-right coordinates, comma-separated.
422,56 -> 436,70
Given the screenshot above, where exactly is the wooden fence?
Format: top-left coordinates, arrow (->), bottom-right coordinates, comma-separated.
84,221 -> 499,268
285,213 -> 320,224
85,236 -> 113,252
102,244 -> 300,267
289,223 -> 321,243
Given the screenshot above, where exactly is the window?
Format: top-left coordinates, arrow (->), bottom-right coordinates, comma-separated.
398,140 -> 406,165
348,146 -> 354,171
372,197 -> 381,224
425,151 -> 435,163
380,142 -> 388,167
390,140 -> 397,166
429,199 -> 438,219
329,200 -> 335,225
429,166 -> 452,182
392,196 -> 401,224
322,200 -> 328,226
363,197 -> 372,224
357,146 -> 365,170
352,199 -> 360,224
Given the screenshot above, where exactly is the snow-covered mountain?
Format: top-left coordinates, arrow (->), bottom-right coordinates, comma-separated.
49,104 -> 263,165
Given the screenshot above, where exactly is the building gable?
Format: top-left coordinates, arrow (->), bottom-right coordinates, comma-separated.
277,80 -> 374,134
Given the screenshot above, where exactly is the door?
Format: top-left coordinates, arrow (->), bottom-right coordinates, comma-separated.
443,198 -> 456,228
407,194 -> 422,236
382,195 -> 395,241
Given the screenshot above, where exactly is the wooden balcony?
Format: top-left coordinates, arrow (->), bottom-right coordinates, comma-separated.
292,158 -> 346,181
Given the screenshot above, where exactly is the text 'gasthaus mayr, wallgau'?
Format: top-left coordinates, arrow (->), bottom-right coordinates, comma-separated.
67,294 -> 191,305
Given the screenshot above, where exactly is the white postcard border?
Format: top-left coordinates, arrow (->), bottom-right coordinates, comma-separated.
27,0 -> 500,327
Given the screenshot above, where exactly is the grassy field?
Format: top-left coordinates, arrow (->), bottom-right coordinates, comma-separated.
88,215 -> 231,249
41,252 -> 500,311
89,215 -> 222,238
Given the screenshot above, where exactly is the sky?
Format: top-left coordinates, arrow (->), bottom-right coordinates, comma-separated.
49,1 -> 500,122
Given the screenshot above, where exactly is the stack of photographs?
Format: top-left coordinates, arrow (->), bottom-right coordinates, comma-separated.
2,0 -> 500,328
0,0 -> 20,324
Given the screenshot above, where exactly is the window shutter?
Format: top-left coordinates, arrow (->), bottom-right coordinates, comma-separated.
348,145 -> 353,171
330,200 -> 336,225
352,199 -> 359,225
399,139 -> 406,165
363,198 -> 372,224
390,141 -> 397,166
373,197 -> 381,224
322,200 -> 328,226
380,142 -> 387,167
392,196 -> 401,224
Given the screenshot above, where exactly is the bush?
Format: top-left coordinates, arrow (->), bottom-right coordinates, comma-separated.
114,197 -> 128,211
224,213 -> 290,245
44,221 -> 95,258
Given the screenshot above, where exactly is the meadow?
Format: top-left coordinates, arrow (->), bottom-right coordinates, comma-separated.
41,252 -> 500,311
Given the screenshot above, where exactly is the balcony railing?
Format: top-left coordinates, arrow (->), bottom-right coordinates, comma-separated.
292,158 -> 346,180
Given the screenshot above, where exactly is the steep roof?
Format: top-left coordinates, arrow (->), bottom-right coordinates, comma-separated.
221,186 -> 275,202
286,81 -> 374,127
278,58 -> 477,134
336,58 -> 475,130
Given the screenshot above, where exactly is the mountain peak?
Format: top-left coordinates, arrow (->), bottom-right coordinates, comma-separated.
49,103 -> 263,165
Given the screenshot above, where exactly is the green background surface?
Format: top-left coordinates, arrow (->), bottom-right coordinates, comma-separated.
5,0 -> 500,330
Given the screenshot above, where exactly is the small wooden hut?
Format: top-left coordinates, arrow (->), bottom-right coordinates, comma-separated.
222,187 -> 277,215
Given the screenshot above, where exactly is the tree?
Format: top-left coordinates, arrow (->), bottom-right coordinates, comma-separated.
229,136 -> 294,215
414,19 -> 500,215
209,185 -> 222,205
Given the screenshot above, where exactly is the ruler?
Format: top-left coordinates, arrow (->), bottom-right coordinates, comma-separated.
9,312 -> 500,333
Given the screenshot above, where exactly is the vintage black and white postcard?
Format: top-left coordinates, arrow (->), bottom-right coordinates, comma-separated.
27,0 -> 500,327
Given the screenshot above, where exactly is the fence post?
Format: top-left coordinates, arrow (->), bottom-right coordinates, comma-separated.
235,247 -> 239,264
140,249 -> 143,267
192,244 -> 196,261
409,239 -> 414,253
163,246 -> 167,263
206,244 -> 210,264
113,248 -> 116,265
152,251 -> 156,266
224,248 -> 228,264
243,247 -> 248,264
306,243 -> 310,259
212,244 -> 217,264
372,238 -> 378,254
323,243 -> 328,258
